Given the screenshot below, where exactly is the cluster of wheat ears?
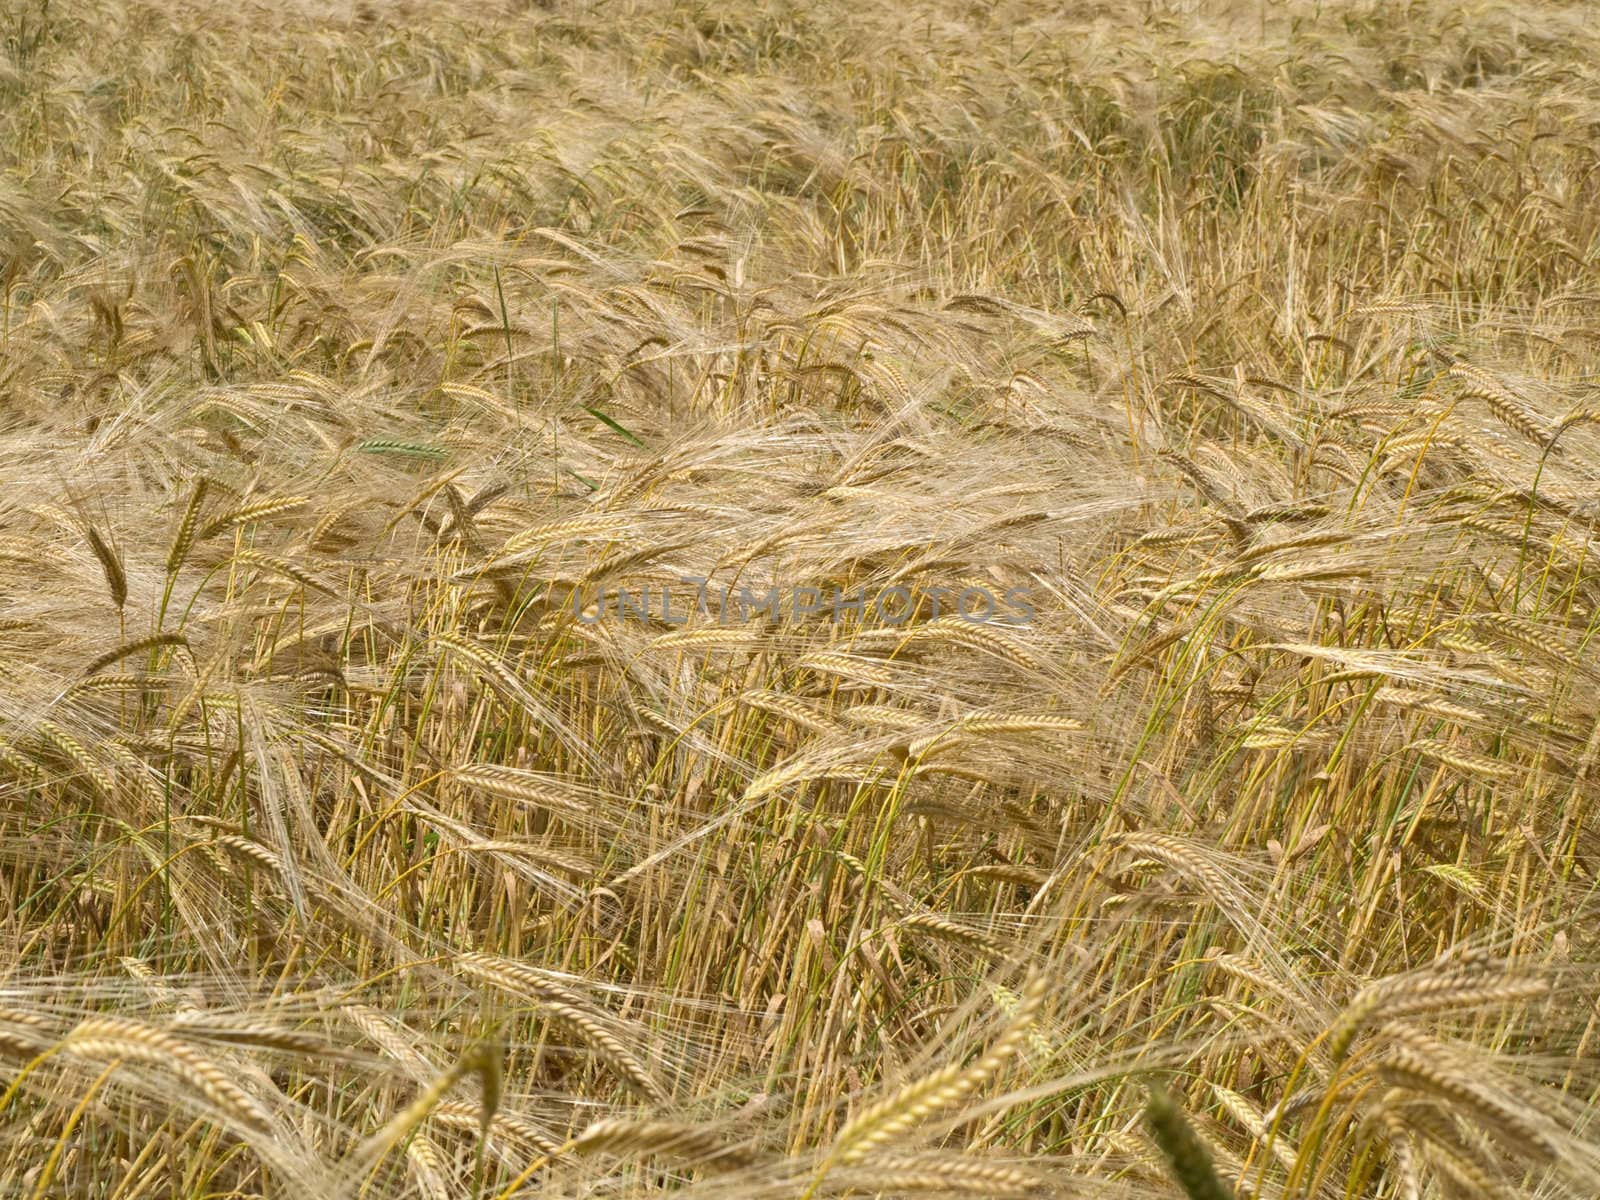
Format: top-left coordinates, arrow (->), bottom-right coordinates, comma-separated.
2,0 -> 1599,1196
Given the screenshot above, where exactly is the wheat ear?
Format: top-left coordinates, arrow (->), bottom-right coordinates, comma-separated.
1146,1086 -> 1234,1200
86,527 -> 127,609
65,1015 -> 272,1132
827,971 -> 1048,1166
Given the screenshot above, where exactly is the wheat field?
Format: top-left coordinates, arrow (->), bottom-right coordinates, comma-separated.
2,0 -> 1599,1196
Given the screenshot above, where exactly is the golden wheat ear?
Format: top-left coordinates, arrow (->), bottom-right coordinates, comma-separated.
63,1015 -> 274,1133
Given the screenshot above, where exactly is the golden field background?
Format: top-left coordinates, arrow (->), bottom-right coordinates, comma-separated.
2,0 -> 1600,1195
